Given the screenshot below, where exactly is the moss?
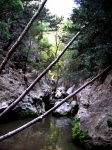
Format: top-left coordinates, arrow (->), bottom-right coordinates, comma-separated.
68,98 -> 73,103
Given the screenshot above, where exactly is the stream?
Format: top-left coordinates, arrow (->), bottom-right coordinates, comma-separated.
0,115 -> 85,150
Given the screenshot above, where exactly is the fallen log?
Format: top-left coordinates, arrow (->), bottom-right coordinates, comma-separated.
0,64 -> 111,142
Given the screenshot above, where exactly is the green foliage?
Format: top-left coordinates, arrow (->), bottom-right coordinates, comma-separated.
72,116 -> 90,142
49,16 -> 63,31
30,21 -> 45,38
107,119 -> 112,128
0,22 -> 14,39
28,60 -> 39,68
68,98 -> 74,103
39,38 -> 51,49
60,0 -> 112,83
0,0 -> 23,40
17,110 -> 37,119
72,117 -> 93,149
27,4 -> 63,73
0,0 -> 23,13
9,0 -> 23,11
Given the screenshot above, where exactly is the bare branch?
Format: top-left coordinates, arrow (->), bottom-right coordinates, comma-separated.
0,64 -> 111,142
0,0 -> 105,117
0,22 -> 89,118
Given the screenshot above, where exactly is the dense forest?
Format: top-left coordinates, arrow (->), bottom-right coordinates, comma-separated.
0,0 -> 112,149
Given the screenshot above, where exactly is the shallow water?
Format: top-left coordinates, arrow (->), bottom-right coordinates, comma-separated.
0,115 -> 84,150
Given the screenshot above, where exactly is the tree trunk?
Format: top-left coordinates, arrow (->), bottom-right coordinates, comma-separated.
0,0 -> 48,73
0,22 -> 90,118
0,64 -> 111,142
0,1 -> 104,117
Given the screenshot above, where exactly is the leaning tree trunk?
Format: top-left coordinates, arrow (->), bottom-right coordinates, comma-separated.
0,0 -> 48,73
0,22 -> 90,118
0,0 -> 104,73
0,0 -> 103,117
0,1 -> 105,117
0,64 -> 111,142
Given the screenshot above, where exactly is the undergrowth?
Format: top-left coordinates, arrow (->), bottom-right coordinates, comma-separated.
72,116 -> 92,149
17,109 -> 37,119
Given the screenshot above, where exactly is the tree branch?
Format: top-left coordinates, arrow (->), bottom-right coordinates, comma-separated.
0,64 -> 111,142
0,22 -> 90,118
0,0 -> 105,117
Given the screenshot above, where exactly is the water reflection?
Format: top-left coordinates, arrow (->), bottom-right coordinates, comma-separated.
0,115 -> 84,150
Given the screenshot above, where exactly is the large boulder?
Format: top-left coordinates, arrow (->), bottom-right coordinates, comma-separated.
53,100 -> 77,116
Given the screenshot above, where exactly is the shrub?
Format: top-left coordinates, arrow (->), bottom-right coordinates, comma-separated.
17,109 -> 37,119
72,116 -> 90,142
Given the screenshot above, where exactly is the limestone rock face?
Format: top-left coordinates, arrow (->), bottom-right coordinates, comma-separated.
76,72 -> 112,142
0,69 -> 51,115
